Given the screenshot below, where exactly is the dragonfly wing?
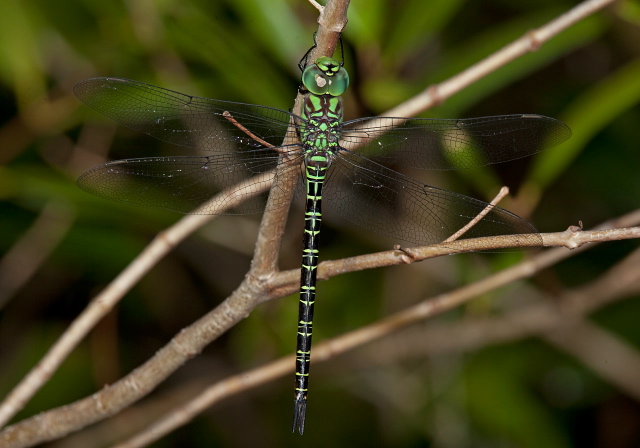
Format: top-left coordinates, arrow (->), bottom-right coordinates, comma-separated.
74,77 -> 300,154
340,114 -> 571,170
324,150 -> 541,249
77,151 -> 295,215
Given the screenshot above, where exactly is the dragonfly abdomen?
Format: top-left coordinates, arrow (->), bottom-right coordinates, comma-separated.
293,159 -> 328,433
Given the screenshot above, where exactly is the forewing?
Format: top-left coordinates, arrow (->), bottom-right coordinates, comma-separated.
74,77 -> 299,154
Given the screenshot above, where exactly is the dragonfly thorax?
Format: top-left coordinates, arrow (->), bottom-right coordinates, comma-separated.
300,94 -> 343,158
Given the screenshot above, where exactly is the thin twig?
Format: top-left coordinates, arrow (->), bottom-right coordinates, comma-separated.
308,0 -> 323,13
444,187 -> 509,243
222,111 -> 278,150
260,226 -> 640,298
398,186 -> 510,260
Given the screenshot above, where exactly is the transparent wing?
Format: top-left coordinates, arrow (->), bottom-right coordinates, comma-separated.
74,77 -> 300,153
324,150 -> 541,249
77,151 -> 306,215
340,114 -> 571,170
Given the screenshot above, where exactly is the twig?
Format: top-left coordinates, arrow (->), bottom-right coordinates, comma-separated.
222,111 -> 278,150
316,0 -> 350,34
258,225 -> 640,298
445,187 -> 509,243
41,377 -> 215,448
220,107 -> 298,269
350,246 -> 640,401
308,0 -> 323,13
249,1 -> 346,275
109,357 -> 295,448
398,186 -> 510,260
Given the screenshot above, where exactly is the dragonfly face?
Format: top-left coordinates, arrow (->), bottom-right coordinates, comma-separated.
301,56 -> 349,96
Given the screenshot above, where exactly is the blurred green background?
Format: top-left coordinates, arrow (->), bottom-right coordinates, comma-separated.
1,0 -> 640,446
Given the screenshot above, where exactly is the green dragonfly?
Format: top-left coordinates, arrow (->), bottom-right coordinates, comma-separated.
74,46 -> 570,434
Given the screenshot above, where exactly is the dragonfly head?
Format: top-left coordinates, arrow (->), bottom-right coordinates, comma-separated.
302,56 -> 349,96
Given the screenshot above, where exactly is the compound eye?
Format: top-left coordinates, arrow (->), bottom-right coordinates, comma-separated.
327,67 -> 349,96
302,65 -> 330,95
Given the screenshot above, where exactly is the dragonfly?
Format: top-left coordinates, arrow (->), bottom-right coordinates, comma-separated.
73,44 -> 571,434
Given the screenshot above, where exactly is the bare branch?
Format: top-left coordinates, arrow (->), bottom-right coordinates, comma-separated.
249,2 -> 347,274
364,244 -> 640,358
316,0 -> 350,34
110,356 -> 295,448
262,224 -> 640,297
